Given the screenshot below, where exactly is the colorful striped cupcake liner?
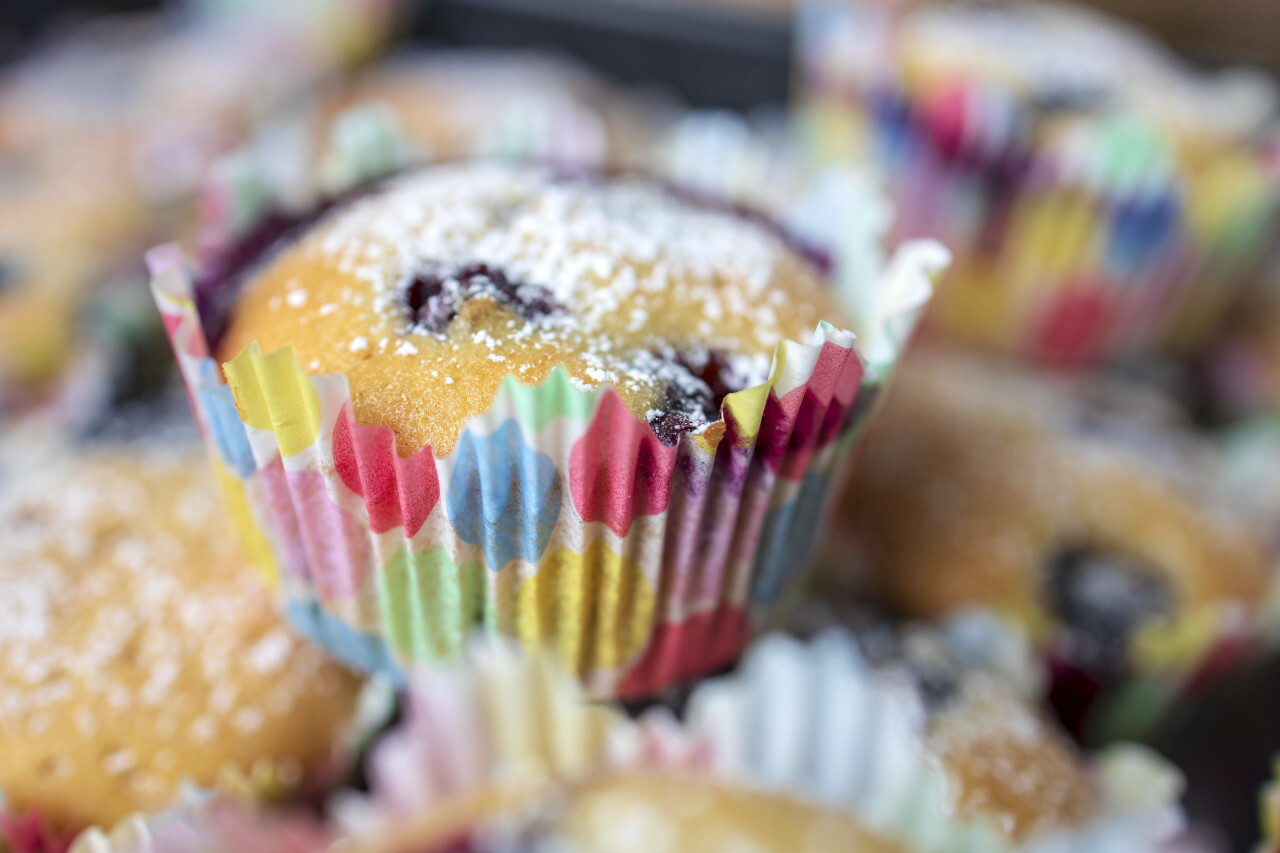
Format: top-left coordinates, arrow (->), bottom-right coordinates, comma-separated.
797,2 -> 1280,364
149,107 -> 948,699
345,633 -> 1187,853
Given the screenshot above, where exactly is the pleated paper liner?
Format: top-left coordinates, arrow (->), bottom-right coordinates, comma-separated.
908,114 -> 1279,365
1261,761 -> 1280,853
0,676 -> 392,853
336,633 -> 1186,853
63,633 -> 1187,852
154,232 -> 940,699
797,5 -> 1280,364
149,103 -> 948,697
681,633 -> 1187,853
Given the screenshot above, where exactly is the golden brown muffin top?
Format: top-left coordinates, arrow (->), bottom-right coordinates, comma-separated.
359,770 -> 911,853
928,682 -> 1099,842
0,448 -> 363,834
220,162 -> 845,456
316,51 -> 655,168
840,342 -> 1270,632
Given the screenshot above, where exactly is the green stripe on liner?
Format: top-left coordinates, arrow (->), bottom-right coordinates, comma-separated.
377,544 -> 492,663
499,365 -> 601,432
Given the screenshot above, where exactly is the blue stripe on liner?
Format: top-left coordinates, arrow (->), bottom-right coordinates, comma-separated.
751,471 -> 834,605
287,599 -> 405,685
197,359 -> 257,478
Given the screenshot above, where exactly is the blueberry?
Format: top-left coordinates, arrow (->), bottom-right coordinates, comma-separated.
645,349 -> 768,446
197,178 -> 389,349
1046,546 -> 1174,678
403,264 -> 560,334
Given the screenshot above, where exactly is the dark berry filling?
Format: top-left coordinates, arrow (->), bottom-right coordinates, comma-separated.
194,178 -> 388,349
647,350 -> 758,446
1046,546 -> 1174,679
402,263 -> 561,334
852,618 -> 966,712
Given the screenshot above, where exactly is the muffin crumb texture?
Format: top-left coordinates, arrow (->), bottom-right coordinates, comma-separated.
0,450 -> 362,833
929,684 -> 1100,842
220,163 -> 845,456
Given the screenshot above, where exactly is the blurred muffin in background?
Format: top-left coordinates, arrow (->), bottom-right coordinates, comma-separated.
0,445 -> 368,850
830,342 -> 1272,740
796,0 -> 1280,364
0,150 -> 151,410
0,8 -> 393,211
312,49 -> 666,171
0,2 -> 399,417
336,630 -> 1181,853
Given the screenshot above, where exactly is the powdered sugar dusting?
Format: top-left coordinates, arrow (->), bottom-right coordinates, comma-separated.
312,163 -> 815,351
224,163 -> 843,455
0,448 -> 360,825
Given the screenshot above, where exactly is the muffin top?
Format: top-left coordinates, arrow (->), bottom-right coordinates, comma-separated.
220,162 -> 845,456
355,770 -> 912,853
316,50 -> 650,169
840,343 -> 1270,673
895,0 -> 1275,145
0,447 -> 363,834
928,682 -> 1099,843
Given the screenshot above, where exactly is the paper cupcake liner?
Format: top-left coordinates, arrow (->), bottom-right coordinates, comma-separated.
328,632 -> 1185,853
796,4 -> 1280,363
150,109 -> 947,698
0,677 -> 393,853
682,633 -> 1186,853
67,633 -> 1185,852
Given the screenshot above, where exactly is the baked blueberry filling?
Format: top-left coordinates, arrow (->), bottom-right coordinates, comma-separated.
402,263 -> 562,333
647,350 -> 763,446
1046,546 -> 1174,678
195,179 -> 388,348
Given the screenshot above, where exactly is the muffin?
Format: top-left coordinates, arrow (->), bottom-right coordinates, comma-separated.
832,342 -> 1271,737
796,0 -> 1279,363
0,444 -> 368,848
0,147 -> 154,408
153,156 -> 945,698
349,769 -> 914,853
314,50 -> 660,171
0,10 -> 369,210
88,630 -> 1177,852
331,631 -> 1181,853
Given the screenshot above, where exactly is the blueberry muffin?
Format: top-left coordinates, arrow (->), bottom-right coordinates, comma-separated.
788,609 -> 1110,845
0,446 -> 365,843
342,627 -> 1177,853
351,769 -> 913,853
163,148 -> 931,696
217,161 -> 844,455
314,50 -> 657,171
834,343 -> 1270,731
